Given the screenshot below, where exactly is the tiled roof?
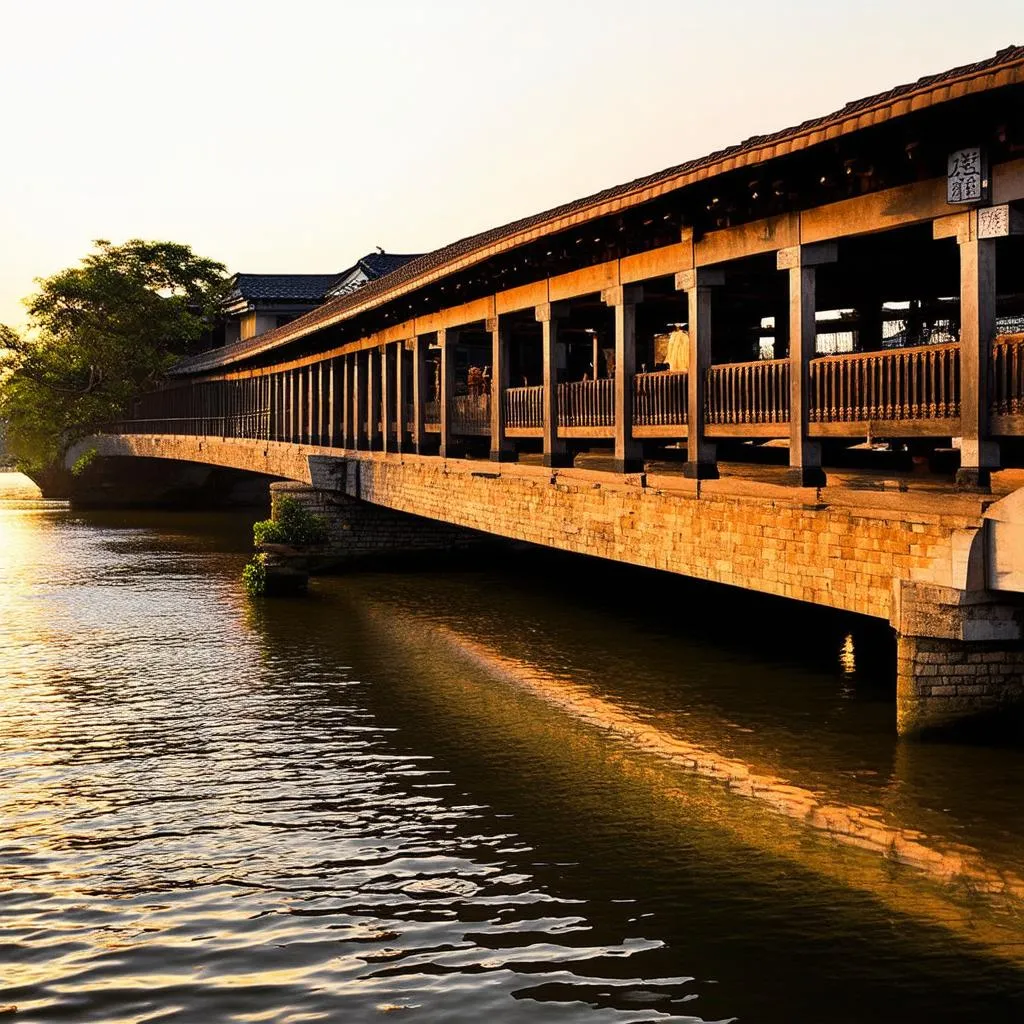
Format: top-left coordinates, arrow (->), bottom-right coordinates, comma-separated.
177,44 -> 1024,376
228,273 -> 338,304
358,251 -> 421,280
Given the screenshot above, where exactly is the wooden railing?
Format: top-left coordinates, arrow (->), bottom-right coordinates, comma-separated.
452,393 -> 491,433
557,379 -> 614,427
425,399 -> 440,424
707,359 -> 790,424
992,336 -> 1024,415
633,371 -> 687,425
505,385 -> 544,429
810,342 -> 959,422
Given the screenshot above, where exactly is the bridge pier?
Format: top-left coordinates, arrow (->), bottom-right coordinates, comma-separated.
268,479 -> 497,570
894,582 -> 1024,737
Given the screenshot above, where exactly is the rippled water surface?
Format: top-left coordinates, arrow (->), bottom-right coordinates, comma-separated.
2,471 -> 1024,1023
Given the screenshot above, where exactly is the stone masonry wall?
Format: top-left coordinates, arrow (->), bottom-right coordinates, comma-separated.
897,635 -> 1024,734
349,458 -> 986,623
271,480 -> 496,567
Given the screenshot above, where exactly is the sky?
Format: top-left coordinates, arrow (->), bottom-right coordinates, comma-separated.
1,0 -> 1021,329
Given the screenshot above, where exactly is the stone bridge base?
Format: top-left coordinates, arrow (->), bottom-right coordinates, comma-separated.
895,583 -> 1024,737
269,481 -> 502,571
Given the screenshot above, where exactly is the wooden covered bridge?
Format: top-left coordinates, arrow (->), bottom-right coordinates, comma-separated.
90,47 -> 1024,737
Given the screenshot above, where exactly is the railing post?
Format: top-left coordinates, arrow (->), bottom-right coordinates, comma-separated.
412,334 -> 428,454
438,328 -> 457,459
535,303 -> 571,468
602,284 -> 643,473
778,243 -> 836,487
675,268 -> 722,479
489,316 -> 515,462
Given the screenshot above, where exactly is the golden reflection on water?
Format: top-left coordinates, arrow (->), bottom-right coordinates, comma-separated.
351,598 -> 1024,967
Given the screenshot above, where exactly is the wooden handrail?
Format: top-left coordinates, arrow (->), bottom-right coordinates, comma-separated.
633,371 -> 688,425
707,359 -> 789,424
810,342 -> 959,421
557,379 -> 614,426
505,385 -> 544,429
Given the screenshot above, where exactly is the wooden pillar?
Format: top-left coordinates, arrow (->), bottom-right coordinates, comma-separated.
366,348 -> 380,450
340,356 -> 350,448
489,316 -> 514,461
381,343 -> 396,452
412,335 -> 427,454
395,340 -> 407,453
326,360 -> 336,447
438,328 -> 457,459
305,366 -> 314,444
535,303 -> 571,468
957,221 -> 1000,489
353,352 -> 366,449
603,285 -> 643,474
778,244 -> 835,487
676,269 -> 723,479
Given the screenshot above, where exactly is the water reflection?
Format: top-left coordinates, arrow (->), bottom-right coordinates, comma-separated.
2,476 -> 1024,1023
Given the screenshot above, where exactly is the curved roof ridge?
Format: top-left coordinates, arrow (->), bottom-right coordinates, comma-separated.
175,43 -> 1024,376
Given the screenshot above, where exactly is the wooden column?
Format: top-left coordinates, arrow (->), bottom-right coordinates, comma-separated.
489,316 -> 514,461
676,269 -> 723,479
306,366 -> 315,444
327,360 -> 336,447
381,343 -> 396,452
395,340 -> 407,454
412,335 -> 427,454
438,328 -> 457,459
353,352 -> 366,449
341,356 -> 351,448
535,303 -> 571,468
367,348 -> 380,450
603,285 -> 643,474
956,214 -> 1000,489
778,244 -> 835,487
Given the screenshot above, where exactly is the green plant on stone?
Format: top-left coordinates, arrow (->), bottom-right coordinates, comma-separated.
252,494 -> 328,547
242,553 -> 267,596
70,447 -> 98,477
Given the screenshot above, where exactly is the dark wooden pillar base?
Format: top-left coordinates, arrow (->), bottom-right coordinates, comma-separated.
612,457 -> 644,474
683,460 -> 719,480
784,466 -> 826,487
543,452 -> 573,468
955,467 -> 992,492
490,449 -> 518,463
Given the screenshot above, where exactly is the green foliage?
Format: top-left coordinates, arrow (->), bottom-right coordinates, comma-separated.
253,494 -> 329,547
242,553 -> 267,596
70,447 -> 98,477
0,239 -> 227,473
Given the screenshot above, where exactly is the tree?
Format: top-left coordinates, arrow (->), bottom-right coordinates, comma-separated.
0,239 -> 227,473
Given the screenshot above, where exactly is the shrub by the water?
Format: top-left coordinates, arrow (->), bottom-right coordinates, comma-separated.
252,494 -> 328,547
241,553 -> 267,596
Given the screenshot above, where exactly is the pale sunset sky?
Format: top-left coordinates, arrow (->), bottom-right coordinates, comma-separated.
1,0 -> 1021,328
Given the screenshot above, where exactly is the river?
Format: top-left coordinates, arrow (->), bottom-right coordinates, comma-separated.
1,470 -> 1023,1023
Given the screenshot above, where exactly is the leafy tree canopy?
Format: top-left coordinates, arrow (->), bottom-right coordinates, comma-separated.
0,239 -> 227,472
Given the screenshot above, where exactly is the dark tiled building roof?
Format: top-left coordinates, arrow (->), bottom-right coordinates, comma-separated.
177,44 -> 1024,376
358,251 -> 421,280
227,273 -> 339,304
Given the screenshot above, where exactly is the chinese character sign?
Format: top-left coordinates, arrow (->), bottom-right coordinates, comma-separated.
947,147 -> 987,204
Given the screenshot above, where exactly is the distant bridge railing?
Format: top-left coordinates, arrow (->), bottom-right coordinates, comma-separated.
105,336 -> 1024,453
